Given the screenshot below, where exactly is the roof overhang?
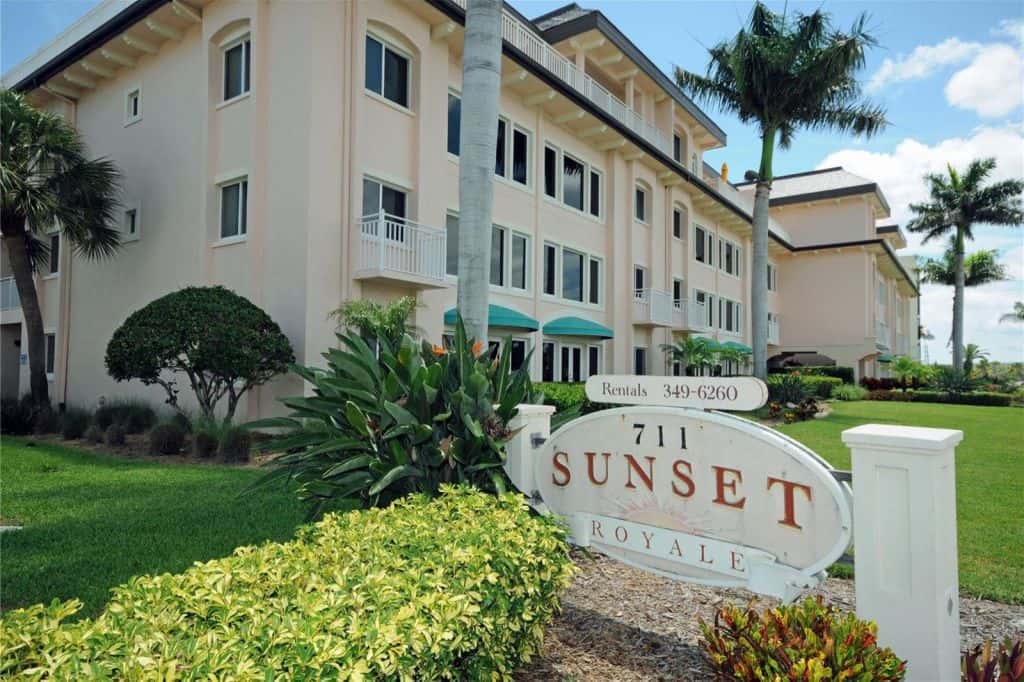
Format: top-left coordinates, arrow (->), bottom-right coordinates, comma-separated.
766,183 -> 891,218
785,237 -> 919,296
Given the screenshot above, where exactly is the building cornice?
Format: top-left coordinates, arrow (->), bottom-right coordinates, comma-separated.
785,237 -> 919,295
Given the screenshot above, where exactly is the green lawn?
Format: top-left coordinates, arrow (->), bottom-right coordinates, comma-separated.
776,401 -> 1024,604
1,439 -> 305,617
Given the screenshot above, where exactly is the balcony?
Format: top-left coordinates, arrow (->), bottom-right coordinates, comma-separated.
768,315 -> 780,345
449,0 -> 670,157
1,277 -> 18,311
672,299 -> 709,332
875,320 -> 891,350
355,213 -> 448,289
632,288 -> 674,327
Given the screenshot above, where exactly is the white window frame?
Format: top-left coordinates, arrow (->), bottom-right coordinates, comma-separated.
673,278 -> 684,307
719,237 -> 742,278
634,184 -> 648,224
124,84 -> 142,126
672,204 -> 686,240
543,143 -> 603,219
217,175 -> 248,243
634,346 -> 648,375
44,330 -> 57,380
499,116 -> 532,187
587,344 -> 602,378
122,200 -> 141,242
365,32 -> 411,110
542,240 -> 603,308
221,34 -> 251,105
718,297 -> 742,335
695,289 -> 714,328
694,224 -> 714,267
44,232 -> 60,278
767,262 -> 778,291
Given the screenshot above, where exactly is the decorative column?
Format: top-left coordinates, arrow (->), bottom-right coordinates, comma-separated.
504,404 -> 555,499
841,424 -> 963,682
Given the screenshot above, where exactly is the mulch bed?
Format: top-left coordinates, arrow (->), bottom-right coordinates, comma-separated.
25,433 -> 264,468
516,551 -> 1024,681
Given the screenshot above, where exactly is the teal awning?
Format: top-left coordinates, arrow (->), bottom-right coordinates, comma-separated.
542,316 -> 614,339
444,304 -> 539,331
692,336 -> 724,351
721,341 -> 753,354
877,353 -> 894,363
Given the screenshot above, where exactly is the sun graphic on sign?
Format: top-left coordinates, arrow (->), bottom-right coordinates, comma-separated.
607,492 -> 719,536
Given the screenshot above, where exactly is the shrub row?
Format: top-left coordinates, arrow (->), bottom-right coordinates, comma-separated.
0,487 -> 575,679
767,374 -> 843,400
867,389 -> 1013,406
535,382 -> 610,414
770,365 -> 855,384
831,383 -> 868,401
860,376 -> 925,391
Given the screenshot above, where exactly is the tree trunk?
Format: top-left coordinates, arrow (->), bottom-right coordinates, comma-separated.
750,130 -> 776,380
456,0 -> 502,344
952,226 -> 966,373
2,221 -> 50,406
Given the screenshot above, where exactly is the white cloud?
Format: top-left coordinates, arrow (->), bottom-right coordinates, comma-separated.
867,38 -> 981,92
945,44 -> 1024,118
995,18 -> 1024,45
820,125 -> 1024,363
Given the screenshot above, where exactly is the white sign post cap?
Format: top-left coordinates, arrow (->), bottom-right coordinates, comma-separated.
841,424 -> 963,452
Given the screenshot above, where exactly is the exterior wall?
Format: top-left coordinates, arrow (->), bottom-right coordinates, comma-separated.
770,197 -> 873,246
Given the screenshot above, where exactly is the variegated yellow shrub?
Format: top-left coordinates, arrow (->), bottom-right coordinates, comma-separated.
1,487 -> 575,680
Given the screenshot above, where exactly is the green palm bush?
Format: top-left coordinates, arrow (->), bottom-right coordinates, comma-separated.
247,317 -> 543,518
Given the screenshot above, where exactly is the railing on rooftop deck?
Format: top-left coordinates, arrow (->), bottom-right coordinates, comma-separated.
450,0 -> 671,157
357,212 -> 447,285
0,277 -> 19,311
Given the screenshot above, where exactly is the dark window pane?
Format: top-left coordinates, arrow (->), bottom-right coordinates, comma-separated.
544,147 -> 557,197
563,156 -> 583,210
381,185 -> 406,219
490,226 -> 504,286
562,250 -> 583,301
45,334 -> 55,374
240,181 -> 248,235
365,36 -> 383,94
224,43 -> 244,100
589,171 -> 600,216
542,342 -> 554,381
512,128 -> 528,184
635,188 -> 645,221
673,134 -> 681,162
560,346 -> 569,382
588,258 -> 599,304
383,47 -> 408,107
446,214 -> 459,276
221,183 -> 240,238
588,346 -> 599,375
572,347 -> 581,380
361,179 -> 380,219
495,119 -> 506,177
243,40 -> 251,93
544,245 -> 556,295
634,267 -> 644,291
49,235 -> 60,274
511,234 -> 527,289
674,280 -> 682,301
673,209 -> 681,238
447,94 -> 461,156
510,339 -> 526,371
634,348 -> 646,375
695,227 -> 706,262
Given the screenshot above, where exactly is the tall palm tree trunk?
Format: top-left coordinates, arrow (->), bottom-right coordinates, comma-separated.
952,226 -> 966,372
750,129 -> 775,380
2,219 -> 50,406
456,0 -> 502,343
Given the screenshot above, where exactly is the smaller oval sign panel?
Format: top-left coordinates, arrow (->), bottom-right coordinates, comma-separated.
538,407 -> 852,600
585,375 -> 768,411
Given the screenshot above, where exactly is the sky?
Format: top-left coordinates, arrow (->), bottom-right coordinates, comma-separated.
2,0 -> 1022,363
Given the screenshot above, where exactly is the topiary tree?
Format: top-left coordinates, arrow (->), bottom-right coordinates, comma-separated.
105,286 -> 294,422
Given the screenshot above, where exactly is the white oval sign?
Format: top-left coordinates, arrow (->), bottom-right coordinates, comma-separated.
538,407 -> 852,597
585,375 -> 768,410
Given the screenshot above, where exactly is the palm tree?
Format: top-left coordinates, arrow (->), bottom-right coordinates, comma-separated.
675,3 -> 886,379
1000,301 -> 1024,324
919,246 -> 1007,288
962,343 -> 988,375
716,347 -> 749,376
907,158 -> 1024,372
661,336 -> 714,376
1,90 -> 121,407
456,0 -> 502,342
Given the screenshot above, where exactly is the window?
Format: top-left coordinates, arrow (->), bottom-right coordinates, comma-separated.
672,207 -> 683,239
495,119 -> 506,177
47,234 -> 60,275
125,87 -> 141,125
446,93 -> 461,155
362,177 -> 406,223
219,179 -> 248,239
560,345 -> 583,382
45,333 -> 56,376
633,266 -> 646,292
634,186 -> 647,223
542,342 -> 555,381
543,243 -> 556,295
365,35 -> 408,108
634,347 -> 647,376
673,278 -> 683,306
512,127 -> 529,185
123,205 -> 139,241
510,339 -> 527,371
445,213 -> 459,276
588,345 -> 601,378
544,144 -> 601,217
673,133 -> 682,163
720,238 -> 741,277
695,289 -> 714,327
588,257 -> 601,304
694,225 -> 713,266
719,298 -> 742,334
767,263 -> 778,291
562,248 -> 584,302
223,36 -> 251,101
490,225 -> 505,286
511,233 -> 528,290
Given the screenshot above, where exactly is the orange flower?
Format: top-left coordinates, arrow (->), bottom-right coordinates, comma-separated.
471,340 -> 485,356
432,344 -> 447,356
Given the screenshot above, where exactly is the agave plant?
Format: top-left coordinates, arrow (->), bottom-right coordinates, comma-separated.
247,317 -> 546,518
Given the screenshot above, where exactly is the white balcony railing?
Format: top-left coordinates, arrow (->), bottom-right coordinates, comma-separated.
875,320 -> 891,350
356,212 -> 447,287
450,0 -> 671,157
633,288 -> 674,326
1,277 -> 19,311
671,298 -> 709,332
768,315 -> 780,345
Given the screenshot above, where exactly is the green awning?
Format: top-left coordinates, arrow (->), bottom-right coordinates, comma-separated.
721,341 -> 753,354
542,316 -> 614,339
877,354 -> 894,363
692,336 -> 724,351
444,304 -> 539,331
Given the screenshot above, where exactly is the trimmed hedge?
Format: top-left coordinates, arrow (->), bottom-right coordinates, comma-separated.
866,389 -> 1013,406
771,365 -> 855,384
767,374 -> 842,400
0,487 -> 575,679
536,382 -> 608,414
